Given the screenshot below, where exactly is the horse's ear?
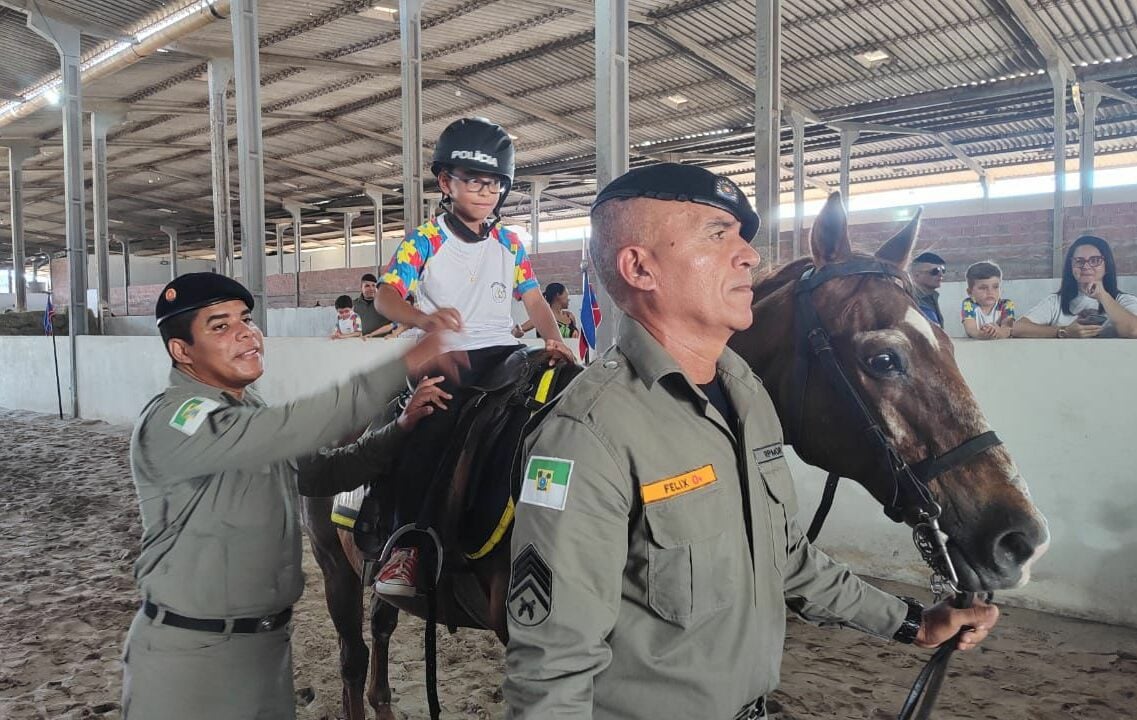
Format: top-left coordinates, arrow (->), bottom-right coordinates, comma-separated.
810,193 -> 852,267
875,207 -> 923,270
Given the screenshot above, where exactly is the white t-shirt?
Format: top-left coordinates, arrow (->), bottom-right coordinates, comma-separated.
335,312 -> 361,335
1023,291 -> 1137,328
380,214 -> 540,352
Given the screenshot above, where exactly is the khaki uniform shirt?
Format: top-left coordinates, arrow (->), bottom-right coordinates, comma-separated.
130,362 -> 404,619
505,317 -> 908,720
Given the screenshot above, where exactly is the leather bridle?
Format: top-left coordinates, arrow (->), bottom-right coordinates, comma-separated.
787,256 -> 1002,719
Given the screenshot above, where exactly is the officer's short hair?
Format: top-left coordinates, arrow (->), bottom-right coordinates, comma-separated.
159,309 -> 196,365
360,273 -> 378,284
589,198 -> 639,307
914,251 -> 945,265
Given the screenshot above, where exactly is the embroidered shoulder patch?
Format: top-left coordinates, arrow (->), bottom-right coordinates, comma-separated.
168,397 -> 221,436
753,443 -> 783,464
519,456 -> 573,511
508,544 -> 552,627
641,464 -> 717,504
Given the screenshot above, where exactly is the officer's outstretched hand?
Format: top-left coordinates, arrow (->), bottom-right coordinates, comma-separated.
397,376 -> 452,432
401,332 -> 468,383
418,307 -> 463,333
915,598 -> 999,651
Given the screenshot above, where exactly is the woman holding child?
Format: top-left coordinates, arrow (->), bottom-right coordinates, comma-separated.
1012,235 -> 1137,339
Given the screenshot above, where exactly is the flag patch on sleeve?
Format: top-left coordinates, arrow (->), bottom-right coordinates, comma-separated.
169,397 -> 221,436
519,456 -> 574,511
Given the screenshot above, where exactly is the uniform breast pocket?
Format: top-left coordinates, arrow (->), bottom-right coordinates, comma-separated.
756,457 -> 797,574
642,486 -> 735,627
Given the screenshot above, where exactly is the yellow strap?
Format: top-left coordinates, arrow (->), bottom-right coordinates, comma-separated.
466,498 -> 515,560
330,512 -> 357,529
534,367 -> 555,403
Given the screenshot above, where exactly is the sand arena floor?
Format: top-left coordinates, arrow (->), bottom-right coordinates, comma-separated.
1,408 -> 1134,719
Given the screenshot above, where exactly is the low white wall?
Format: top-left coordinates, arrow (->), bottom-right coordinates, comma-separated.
1,336 -> 1134,625
938,275 -> 1137,338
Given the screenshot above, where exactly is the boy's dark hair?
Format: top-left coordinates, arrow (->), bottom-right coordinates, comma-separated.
334,294 -> 353,310
360,273 -> 378,284
914,251 -> 946,265
159,309 -> 196,366
965,261 -> 1002,286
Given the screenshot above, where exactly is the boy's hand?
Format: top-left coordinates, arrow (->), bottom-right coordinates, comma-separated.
980,324 -> 999,339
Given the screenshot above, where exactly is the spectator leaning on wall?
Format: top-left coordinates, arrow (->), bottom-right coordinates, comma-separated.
910,251 -> 946,328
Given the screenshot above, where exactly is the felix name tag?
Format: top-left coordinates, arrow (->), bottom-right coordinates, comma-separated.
641,464 -> 717,504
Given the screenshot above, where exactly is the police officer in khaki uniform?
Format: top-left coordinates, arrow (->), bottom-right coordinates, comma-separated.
121,272 -> 450,719
504,165 -> 999,719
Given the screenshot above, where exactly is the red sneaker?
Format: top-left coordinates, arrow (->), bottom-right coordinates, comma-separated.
374,547 -> 419,597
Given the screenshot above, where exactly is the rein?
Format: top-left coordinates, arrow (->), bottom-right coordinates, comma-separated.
789,258 -> 999,719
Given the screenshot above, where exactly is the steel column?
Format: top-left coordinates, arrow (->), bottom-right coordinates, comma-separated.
790,111 -> 806,259
275,222 -> 285,274
399,0 -> 424,232
3,142 -> 36,311
593,0 -> 628,352
529,179 -> 547,253
1079,90 -> 1101,212
283,201 -> 315,307
1051,66 -> 1069,278
754,0 -> 781,260
231,0 -> 268,330
839,128 -> 859,204
342,212 -> 356,268
119,237 -> 131,316
161,225 -> 179,279
90,111 -> 124,317
207,58 -> 235,277
365,185 -> 387,274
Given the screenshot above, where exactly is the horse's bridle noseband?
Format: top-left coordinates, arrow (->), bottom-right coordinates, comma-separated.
789,257 -> 1003,594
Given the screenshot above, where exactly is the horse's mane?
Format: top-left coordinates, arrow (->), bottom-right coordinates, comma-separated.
753,257 -> 813,302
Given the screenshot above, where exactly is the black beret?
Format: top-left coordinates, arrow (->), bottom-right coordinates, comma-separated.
591,163 -> 761,242
155,272 -> 254,326
913,252 -> 946,265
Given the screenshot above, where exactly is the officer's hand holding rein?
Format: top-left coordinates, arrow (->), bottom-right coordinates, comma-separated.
397,376 -> 452,432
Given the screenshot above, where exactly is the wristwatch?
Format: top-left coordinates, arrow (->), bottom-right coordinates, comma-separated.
892,596 -> 925,644
1057,327 -> 1068,339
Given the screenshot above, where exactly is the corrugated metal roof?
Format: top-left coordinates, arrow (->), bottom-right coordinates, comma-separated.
1,0 -> 1134,256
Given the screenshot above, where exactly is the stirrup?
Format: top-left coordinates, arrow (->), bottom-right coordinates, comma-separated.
379,524 -> 445,585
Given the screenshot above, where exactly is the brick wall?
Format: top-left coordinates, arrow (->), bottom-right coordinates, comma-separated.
52,200 -> 1137,314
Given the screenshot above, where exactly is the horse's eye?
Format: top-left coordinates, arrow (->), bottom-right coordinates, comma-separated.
866,351 -> 900,375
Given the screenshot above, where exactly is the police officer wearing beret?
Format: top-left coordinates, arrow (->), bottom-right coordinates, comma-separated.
504,165 -> 999,719
120,272 -> 450,719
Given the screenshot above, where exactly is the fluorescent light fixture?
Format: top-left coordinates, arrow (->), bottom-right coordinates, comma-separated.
315,218 -> 333,225
662,94 -> 690,109
281,181 -> 303,189
44,88 -> 60,105
853,49 -> 891,69
361,3 -> 398,21
157,208 -> 177,214
109,218 -> 124,225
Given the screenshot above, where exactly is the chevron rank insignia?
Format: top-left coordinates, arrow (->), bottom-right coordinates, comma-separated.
508,544 -> 552,627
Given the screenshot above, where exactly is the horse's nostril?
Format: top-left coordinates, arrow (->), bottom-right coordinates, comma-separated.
994,530 -> 1036,569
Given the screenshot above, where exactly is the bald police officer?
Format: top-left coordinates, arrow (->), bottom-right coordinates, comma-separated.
121,272 -> 448,719
504,165 -> 999,719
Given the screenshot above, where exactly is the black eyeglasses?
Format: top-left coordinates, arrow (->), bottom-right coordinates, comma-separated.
926,267 -> 946,277
446,172 -> 503,194
1072,256 -> 1105,269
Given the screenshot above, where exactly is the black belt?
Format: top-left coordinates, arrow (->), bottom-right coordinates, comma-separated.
733,697 -> 766,720
142,601 -> 292,634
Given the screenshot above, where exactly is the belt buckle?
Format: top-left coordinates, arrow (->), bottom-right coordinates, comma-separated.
256,613 -> 278,632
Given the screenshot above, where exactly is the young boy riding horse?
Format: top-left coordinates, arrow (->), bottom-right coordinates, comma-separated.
370,117 -> 575,595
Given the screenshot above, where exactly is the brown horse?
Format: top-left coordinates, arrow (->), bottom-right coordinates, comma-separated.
302,193 -> 1050,720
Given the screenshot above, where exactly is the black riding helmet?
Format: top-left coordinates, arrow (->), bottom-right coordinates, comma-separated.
591,162 -> 760,242
431,118 -> 515,229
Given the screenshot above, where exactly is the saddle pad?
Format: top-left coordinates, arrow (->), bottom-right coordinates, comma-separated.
331,485 -> 366,530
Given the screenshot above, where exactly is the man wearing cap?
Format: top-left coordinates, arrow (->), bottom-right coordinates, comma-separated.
503,164 -> 999,719
120,272 -> 450,720
354,272 -> 395,338
910,251 -> 947,327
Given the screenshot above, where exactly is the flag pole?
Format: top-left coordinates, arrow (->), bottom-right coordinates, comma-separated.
45,298 -> 63,419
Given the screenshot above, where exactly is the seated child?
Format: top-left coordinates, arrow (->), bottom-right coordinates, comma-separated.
331,294 -> 362,339
961,261 -> 1015,339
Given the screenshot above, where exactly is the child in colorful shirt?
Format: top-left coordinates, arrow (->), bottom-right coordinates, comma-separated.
961,261 -> 1015,339
331,294 -> 362,339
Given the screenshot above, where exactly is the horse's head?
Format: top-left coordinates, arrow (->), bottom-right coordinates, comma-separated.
732,194 -> 1049,592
